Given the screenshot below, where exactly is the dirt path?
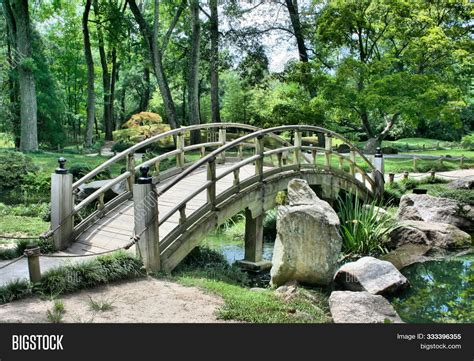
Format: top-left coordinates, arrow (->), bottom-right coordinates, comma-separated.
0,277 -> 228,323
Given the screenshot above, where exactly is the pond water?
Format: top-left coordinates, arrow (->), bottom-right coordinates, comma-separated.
204,227 -> 473,324
202,233 -> 274,264
390,254 -> 473,323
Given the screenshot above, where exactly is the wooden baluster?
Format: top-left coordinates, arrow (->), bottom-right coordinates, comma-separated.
338,155 -> 344,170
98,193 -> 105,211
277,152 -> 283,168
325,133 -> 332,168
154,160 -> 161,177
311,149 -> 317,166
207,158 -> 216,210
233,169 -> 240,192
200,146 -> 205,158
126,153 -> 135,192
255,135 -> 264,181
218,128 -> 226,163
238,144 -> 243,160
179,204 -> 186,225
294,130 -> 302,167
176,132 -> 185,168
350,149 -> 356,176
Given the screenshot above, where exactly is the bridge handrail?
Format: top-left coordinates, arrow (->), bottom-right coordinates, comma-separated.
157,125 -> 375,197
72,123 -> 266,190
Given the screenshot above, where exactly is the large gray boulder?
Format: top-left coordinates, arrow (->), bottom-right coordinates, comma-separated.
389,220 -> 471,250
329,291 -> 403,323
270,179 -> 342,287
334,256 -> 408,295
397,194 -> 473,232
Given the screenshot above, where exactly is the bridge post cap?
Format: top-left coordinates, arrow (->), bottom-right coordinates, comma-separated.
137,166 -> 152,184
55,157 -> 68,174
375,147 -> 383,158
325,132 -> 332,137
256,134 -> 264,140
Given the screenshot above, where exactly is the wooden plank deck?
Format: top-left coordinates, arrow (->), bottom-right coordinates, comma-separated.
68,164 -> 260,255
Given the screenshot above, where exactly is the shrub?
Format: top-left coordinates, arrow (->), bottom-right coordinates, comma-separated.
336,196 -> 396,256
174,246 -> 249,286
434,189 -> 474,205
263,209 -> 277,241
111,141 -> 134,153
0,251 -> 144,303
69,164 -> 111,181
0,152 -> 39,190
461,133 -> 474,150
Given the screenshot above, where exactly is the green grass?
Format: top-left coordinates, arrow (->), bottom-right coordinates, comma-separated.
0,251 -> 145,304
177,276 -> 330,323
170,246 -> 330,323
0,215 -> 49,237
88,296 -> 114,312
47,299 -> 66,323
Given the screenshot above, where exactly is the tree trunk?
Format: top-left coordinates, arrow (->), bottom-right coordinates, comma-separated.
140,65 -> 151,111
187,0 -> 201,144
109,49 -> 118,135
285,0 -> 316,98
83,0 -> 95,148
209,0 -> 221,124
2,0 -> 21,148
128,0 -> 180,130
10,0 -> 38,151
93,0 -> 113,141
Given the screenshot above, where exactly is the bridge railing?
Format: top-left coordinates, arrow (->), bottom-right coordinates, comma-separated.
67,123 -> 293,245
154,126 -> 381,262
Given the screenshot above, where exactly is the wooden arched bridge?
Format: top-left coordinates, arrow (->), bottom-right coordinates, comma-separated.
50,124 -> 384,272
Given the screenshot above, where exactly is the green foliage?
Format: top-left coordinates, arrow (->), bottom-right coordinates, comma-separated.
0,279 -> 33,304
47,300 -> 66,323
111,141 -> 134,153
88,296 -> 114,312
263,209 -> 277,241
0,152 -> 38,190
175,246 -> 249,286
461,133 -> 474,150
315,0 -> 471,142
432,189 -> 474,206
173,248 -> 330,323
0,251 -> 145,304
336,196 -> 395,256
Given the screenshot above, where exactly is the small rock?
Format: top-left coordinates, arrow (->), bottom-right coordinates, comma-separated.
389,221 -> 471,250
329,291 -> 403,323
250,287 -> 266,292
380,244 -> 432,270
334,256 -> 409,295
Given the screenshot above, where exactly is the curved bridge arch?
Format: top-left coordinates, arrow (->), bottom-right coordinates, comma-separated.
62,123 -> 384,271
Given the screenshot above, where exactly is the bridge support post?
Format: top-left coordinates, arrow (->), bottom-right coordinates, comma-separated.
133,166 -> 161,273
372,147 -> 385,200
238,209 -> 271,271
50,157 -> 73,250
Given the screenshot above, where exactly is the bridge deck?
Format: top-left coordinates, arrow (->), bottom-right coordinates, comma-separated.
68,164 -> 261,255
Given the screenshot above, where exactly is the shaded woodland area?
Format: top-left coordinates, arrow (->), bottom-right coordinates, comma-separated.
0,0 -> 472,152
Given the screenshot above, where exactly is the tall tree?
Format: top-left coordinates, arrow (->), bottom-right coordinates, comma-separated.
5,0 -> 38,151
209,0 -> 221,123
128,0 -> 187,130
188,0 -> 201,143
83,0 -> 95,148
2,0 -> 20,148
